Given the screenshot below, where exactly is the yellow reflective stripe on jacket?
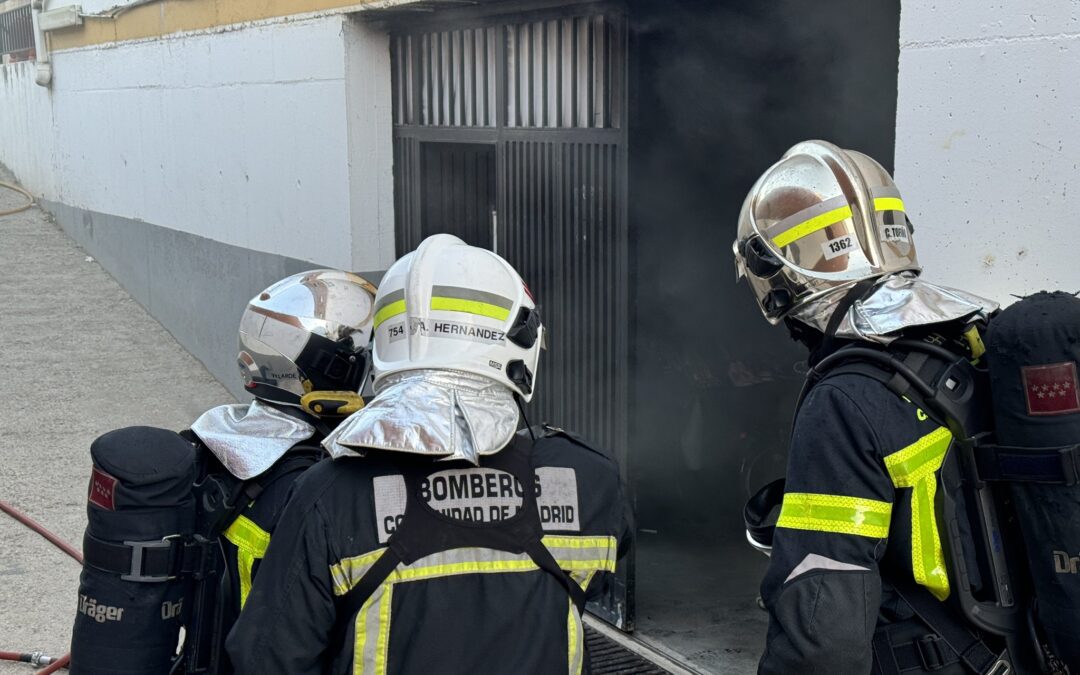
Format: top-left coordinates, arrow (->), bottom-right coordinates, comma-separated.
331,536 -> 616,674
223,514 -> 271,608
885,426 -> 953,601
776,492 -> 892,539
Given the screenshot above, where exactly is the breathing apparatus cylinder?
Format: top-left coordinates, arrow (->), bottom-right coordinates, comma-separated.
70,427 -> 197,674
986,292 -> 1080,670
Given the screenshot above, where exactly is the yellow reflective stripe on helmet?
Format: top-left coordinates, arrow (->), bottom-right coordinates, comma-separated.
873,197 -> 906,213
885,426 -> 953,601
430,296 -> 511,321
372,300 -> 406,330
223,514 -> 271,608
777,492 -> 892,539
771,205 -> 854,248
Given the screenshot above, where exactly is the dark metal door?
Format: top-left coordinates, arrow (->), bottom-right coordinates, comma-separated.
420,142 -> 496,249
390,8 -> 632,629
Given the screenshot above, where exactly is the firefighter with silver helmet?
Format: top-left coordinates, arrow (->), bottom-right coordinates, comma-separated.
226,234 -> 631,675
733,141 -> 1020,675
71,269 -> 378,675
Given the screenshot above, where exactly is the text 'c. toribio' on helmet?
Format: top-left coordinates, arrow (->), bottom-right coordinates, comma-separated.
370,234 -> 543,401
238,270 -> 378,417
732,139 -> 921,324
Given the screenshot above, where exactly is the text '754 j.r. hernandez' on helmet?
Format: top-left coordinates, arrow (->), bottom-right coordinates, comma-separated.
732,140 -> 921,324
238,270 -> 378,417
371,234 -> 543,400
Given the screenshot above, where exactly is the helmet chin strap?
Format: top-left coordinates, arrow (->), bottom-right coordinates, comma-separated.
514,393 -> 536,442
816,276 -> 880,362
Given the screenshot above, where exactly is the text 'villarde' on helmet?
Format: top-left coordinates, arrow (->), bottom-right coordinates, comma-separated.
733,140 -> 921,324
238,269 -> 378,417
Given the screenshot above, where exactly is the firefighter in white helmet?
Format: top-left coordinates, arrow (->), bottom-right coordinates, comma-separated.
733,141 -> 1018,675
227,234 -> 630,675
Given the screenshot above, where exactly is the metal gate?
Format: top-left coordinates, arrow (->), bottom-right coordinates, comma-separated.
390,6 -> 631,627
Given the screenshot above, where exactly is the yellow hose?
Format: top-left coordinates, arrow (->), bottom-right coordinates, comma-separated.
0,180 -> 34,216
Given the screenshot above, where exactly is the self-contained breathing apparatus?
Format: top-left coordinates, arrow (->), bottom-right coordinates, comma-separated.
70,425 -> 324,675
70,268 -> 379,675
745,295 -> 1080,675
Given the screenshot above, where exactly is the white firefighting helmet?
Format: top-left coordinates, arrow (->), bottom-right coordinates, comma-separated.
238,270 -> 378,417
372,234 -> 543,401
733,140 -> 921,324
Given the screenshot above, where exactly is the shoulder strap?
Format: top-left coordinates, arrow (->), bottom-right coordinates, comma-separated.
331,437 -> 587,649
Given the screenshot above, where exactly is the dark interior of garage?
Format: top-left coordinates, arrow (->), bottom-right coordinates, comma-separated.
380,0 -> 900,669
626,0 -> 899,670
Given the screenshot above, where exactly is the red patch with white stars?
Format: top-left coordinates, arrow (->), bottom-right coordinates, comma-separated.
1022,362 -> 1080,416
88,467 -> 118,510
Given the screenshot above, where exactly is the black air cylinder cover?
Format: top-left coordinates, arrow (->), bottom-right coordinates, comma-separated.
987,291 -> 1080,670
70,426 -> 196,674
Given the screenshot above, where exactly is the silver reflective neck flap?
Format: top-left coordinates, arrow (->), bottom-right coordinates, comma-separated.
792,272 -> 999,344
322,369 -> 519,465
191,400 -> 316,480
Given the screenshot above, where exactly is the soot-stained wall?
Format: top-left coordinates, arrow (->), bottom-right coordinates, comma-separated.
627,0 -> 901,539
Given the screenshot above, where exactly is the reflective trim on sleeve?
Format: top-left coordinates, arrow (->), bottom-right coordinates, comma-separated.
223,514 -> 272,608
885,426 -> 953,601
331,535 -> 617,674
776,492 -> 892,539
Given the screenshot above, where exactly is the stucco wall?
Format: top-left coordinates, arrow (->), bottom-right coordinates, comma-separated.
895,1 -> 1080,304
0,13 -> 395,394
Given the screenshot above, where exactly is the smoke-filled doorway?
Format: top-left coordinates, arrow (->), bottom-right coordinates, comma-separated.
626,0 -> 900,671
379,0 -> 901,670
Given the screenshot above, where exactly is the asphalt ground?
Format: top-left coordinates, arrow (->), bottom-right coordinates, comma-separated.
0,172 -> 232,672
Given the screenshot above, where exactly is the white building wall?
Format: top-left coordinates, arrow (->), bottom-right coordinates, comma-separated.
895,1 -> 1080,304
0,61 -> 58,197
0,13 -> 395,272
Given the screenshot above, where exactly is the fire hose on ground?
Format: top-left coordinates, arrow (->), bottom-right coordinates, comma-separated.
0,499 -> 80,673
0,181 -> 34,217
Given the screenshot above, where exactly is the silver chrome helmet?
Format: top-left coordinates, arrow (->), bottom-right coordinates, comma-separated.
733,140 -> 920,324
238,270 -> 378,417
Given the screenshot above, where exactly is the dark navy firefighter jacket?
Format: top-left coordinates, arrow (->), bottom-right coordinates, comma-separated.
226,427 -> 631,675
760,371 -> 974,675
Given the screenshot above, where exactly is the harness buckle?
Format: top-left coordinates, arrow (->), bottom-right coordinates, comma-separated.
985,654 -> 1011,675
120,535 -> 180,583
916,635 -> 951,671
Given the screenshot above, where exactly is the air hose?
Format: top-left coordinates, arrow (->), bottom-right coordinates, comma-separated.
0,500 -> 81,672
0,180 -> 34,216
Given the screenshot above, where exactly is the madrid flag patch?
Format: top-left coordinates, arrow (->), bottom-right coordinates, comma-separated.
88,467 -> 118,510
1022,362 -> 1080,416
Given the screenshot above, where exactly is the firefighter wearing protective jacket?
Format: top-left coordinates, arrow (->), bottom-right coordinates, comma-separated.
70,270 -> 379,675
188,270 -> 378,673
733,141 -> 1009,675
226,234 -> 631,675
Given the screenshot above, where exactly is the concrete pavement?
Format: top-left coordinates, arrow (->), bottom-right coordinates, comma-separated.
0,172 -> 232,671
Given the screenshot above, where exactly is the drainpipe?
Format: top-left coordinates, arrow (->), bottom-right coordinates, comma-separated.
30,0 -> 52,87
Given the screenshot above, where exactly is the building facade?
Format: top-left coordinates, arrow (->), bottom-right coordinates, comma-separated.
1,0 -> 1078,671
